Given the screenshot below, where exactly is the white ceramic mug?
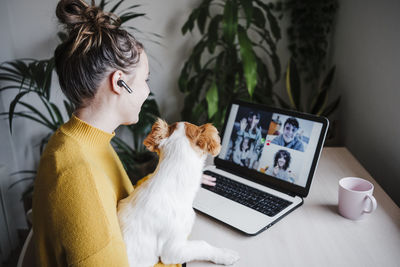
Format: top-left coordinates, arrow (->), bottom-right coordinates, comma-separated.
338,177 -> 377,220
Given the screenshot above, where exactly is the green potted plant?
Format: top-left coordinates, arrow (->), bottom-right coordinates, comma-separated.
179,0 -> 282,129
272,0 -> 339,94
275,58 -> 340,117
270,0 -> 340,143
0,0 -> 160,212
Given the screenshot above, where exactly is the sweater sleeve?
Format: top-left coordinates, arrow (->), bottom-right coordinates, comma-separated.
70,238 -> 129,267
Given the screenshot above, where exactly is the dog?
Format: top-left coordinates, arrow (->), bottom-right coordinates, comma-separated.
118,119 -> 240,267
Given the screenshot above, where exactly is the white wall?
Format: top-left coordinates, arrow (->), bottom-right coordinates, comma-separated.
332,0 -> 400,206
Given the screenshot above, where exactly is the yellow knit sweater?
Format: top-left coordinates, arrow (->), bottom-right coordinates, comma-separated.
33,115 -> 179,267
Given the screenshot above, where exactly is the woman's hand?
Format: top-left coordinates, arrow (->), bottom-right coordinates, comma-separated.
202,174 -> 216,186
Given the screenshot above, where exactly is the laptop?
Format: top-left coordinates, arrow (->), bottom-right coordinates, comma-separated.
193,100 -> 329,235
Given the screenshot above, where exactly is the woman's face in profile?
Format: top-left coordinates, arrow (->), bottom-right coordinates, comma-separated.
121,51 -> 150,125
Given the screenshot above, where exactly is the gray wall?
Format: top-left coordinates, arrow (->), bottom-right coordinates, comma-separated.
333,0 -> 400,206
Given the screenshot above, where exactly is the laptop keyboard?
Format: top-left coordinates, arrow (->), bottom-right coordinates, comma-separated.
202,171 -> 292,217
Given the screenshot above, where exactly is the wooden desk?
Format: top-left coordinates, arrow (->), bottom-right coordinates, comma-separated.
188,147 -> 400,267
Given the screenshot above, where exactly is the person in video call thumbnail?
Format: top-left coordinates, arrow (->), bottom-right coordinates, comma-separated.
266,150 -> 295,183
271,117 -> 304,152
235,112 -> 263,168
233,137 -> 253,167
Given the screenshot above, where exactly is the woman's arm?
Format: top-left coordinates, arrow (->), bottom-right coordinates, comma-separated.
50,168 -> 131,267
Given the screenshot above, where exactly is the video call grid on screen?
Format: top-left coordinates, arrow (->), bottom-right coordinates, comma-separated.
219,104 -> 323,188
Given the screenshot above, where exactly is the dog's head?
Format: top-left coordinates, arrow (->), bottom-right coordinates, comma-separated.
143,118 -> 221,157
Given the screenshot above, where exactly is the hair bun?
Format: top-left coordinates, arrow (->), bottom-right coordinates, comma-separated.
56,0 -> 121,55
56,0 -> 120,31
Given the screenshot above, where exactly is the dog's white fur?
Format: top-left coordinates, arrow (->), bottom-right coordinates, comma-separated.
117,120 -> 239,267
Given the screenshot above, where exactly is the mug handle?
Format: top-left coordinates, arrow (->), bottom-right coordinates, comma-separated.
363,195 -> 377,213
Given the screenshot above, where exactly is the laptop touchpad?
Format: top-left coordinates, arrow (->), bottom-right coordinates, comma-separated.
194,189 -> 226,210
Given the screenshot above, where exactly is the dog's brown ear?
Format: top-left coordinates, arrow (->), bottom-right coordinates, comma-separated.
197,123 -> 221,156
143,118 -> 169,152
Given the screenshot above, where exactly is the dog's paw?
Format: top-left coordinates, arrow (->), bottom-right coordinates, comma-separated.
213,248 -> 240,265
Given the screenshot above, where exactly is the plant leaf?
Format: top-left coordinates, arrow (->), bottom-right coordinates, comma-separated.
8,177 -> 35,190
10,170 -> 37,176
310,66 -> 336,114
182,8 -> 200,34
310,88 -> 328,115
255,0 -> 281,40
19,101 -> 55,130
239,0 -> 253,28
321,96 -> 341,117
207,15 -> 222,53
63,100 -> 74,118
6,111 -> 53,130
238,25 -> 257,97
252,7 -> 265,29
119,12 -> 146,24
265,7 -> 281,40
320,65 -> 336,92
37,95 -> 56,125
43,58 -> 55,99
222,0 -> 238,45
206,80 -> 219,119
197,3 -> 209,34
109,0 -> 124,13
286,59 -> 301,110
8,91 -> 29,133
99,0 -> 108,10
271,52 -> 281,82
50,103 -> 65,126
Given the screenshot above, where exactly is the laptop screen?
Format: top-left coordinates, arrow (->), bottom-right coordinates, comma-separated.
217,102 -> 327,190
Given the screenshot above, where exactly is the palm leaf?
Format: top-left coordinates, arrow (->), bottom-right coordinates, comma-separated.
50,103 -> 65,126
18,101 -> 55,130
109,0 -> 124,13
8,91 -> 30,133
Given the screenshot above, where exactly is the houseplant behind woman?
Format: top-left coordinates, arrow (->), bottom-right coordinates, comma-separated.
32,0 -> 213,266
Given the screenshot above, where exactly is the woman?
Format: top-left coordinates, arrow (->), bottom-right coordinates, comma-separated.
232,137 -> 253,167
266,150 -> 295,183
32,1 -> 213,266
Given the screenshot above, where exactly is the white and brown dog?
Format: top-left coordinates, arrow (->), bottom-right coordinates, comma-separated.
118,119 -> 240,267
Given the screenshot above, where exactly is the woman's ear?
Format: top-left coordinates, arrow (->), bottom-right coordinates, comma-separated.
110,70 -> 124,95
143,118 -> 169,152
